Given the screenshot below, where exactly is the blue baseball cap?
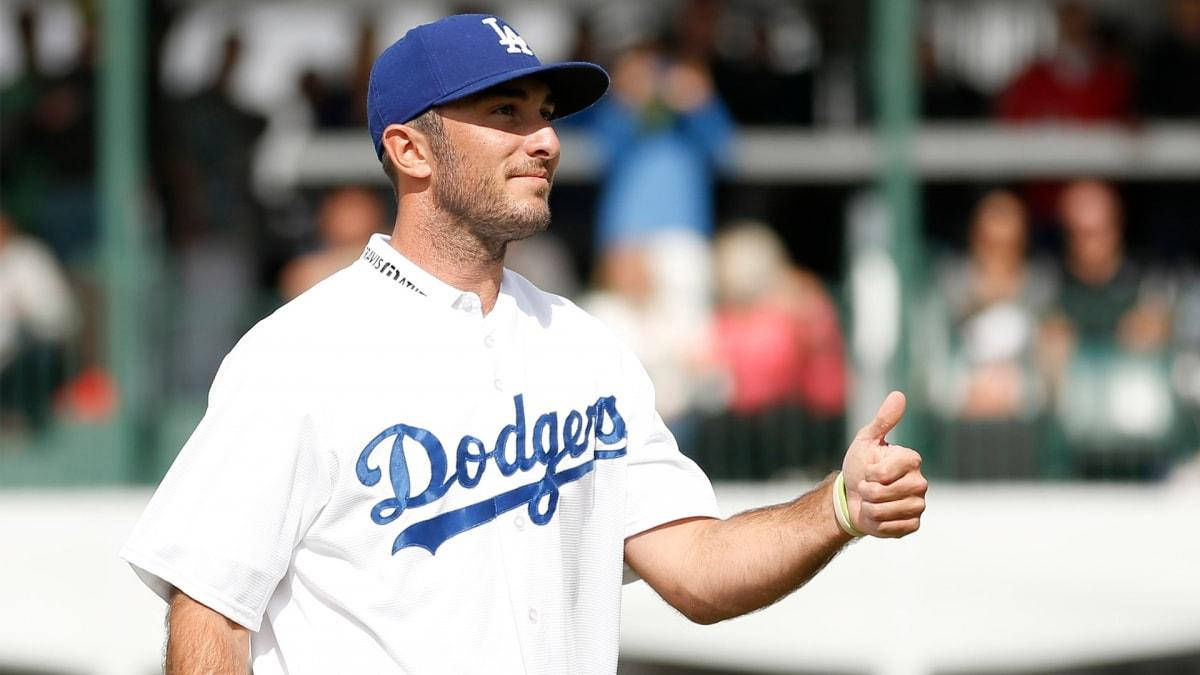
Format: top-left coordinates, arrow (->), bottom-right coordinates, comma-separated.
367,14 -> 610,159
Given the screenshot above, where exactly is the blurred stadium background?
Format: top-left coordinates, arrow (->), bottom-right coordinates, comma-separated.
2,0 -> 1199,673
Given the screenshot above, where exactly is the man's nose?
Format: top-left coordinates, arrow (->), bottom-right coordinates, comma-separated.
525,123 -> 560,162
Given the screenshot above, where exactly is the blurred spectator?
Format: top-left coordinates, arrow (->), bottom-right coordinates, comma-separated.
670,0 -> 818,126
709,221 -> 847,417
586,39 -> 734,382
1045,180 -> 1171,357
589,40 -> 734,252
998,1 -> 1131,123
278,187 -> 386,301
0,212 -> 79,432
1137,0 -> 1200,118
346,21 -> 376,127
163,31 -> 267,395
565,11 -> 599,64
918,33 -> 989,120
0,7 -> 48,235
297,69 -> 355,130
996,2 -> 1134,234
581,244 -> 713,453
922,0 -> 1058,100
689,221 -> 846,478
930,191 -> 1056,419
505,233 -> 580,299
296,22 -> 376,129
1043,180 -> 1178,478
0,5 -> 98,266
164,32 -> 266,247
0,6 -> 42,116
921,191 -> 1056,478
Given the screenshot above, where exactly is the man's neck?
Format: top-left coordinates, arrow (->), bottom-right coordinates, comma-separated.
388,211 -> 507,315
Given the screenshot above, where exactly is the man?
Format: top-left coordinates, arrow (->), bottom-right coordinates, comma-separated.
1041,179 -> 1175,478
121,15 -> 927,674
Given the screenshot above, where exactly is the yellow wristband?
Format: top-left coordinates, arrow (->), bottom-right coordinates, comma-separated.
833,472 -> 865,538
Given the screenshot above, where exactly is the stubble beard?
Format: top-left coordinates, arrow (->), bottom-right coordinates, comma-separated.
431,142 -> 551,257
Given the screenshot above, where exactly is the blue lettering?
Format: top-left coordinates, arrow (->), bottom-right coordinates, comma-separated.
356,393 -> 630,555
455,435 -> 487,488
355,423 -> 453,525
584,401 -> 597,441
563,410 -> 586,458
532,411 -> 558,465
594,396 -> 628,460
595,395 -> 626,444
527,479 -> 559,526
492,394 -> 525,476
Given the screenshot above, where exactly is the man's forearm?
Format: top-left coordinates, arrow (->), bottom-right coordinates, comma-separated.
627,393 -> 926,625
687,472 -> 850,622
630,473 -> 850,624
166,589 -> 250,675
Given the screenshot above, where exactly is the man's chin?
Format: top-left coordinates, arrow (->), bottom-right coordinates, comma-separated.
510,205 -> 551,238
515,195 -> 550,220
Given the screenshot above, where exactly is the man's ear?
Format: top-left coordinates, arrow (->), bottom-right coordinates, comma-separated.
382,123 -> 433,180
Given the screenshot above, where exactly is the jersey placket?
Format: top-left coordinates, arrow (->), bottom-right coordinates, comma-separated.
484,296 -> 551,671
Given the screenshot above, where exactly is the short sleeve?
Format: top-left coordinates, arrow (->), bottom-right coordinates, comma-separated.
119,326 -> 333,631
618,342 -> 720,542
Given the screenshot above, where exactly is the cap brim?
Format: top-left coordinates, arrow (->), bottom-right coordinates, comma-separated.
430,61 -> 610,120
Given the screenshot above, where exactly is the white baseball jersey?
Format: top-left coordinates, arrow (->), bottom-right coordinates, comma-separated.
120,234 -> 719,674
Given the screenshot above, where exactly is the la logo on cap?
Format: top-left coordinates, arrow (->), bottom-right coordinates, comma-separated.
482,17 -> 534,56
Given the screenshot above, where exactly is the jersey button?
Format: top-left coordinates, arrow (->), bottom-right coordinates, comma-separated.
493,378 -> 504,391
513,515 -> 526,530
527,607 -> 538,623
484,334 -> 496,348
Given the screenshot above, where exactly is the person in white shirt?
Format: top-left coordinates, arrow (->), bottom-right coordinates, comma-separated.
0,210 -> 78,429
121,14 -> 927,674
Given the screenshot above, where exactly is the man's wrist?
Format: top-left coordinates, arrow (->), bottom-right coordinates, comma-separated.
832,472 -> 865,538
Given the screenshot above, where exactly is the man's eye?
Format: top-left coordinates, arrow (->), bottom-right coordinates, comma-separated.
540,109 -> 554,121
493,104 -> 517,116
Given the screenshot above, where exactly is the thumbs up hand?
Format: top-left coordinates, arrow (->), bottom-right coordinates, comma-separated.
840,392 -> 927,538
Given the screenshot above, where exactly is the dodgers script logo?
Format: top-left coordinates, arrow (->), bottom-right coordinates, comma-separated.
356,394 -> 627,555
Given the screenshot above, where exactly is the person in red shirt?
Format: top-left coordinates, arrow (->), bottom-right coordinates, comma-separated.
998,1 -> 1131,123
710,221 -> 846,417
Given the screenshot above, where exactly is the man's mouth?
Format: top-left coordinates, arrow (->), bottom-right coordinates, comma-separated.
509,166 -> 551,181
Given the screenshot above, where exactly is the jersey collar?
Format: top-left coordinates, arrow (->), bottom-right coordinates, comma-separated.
357,234 -> 487,315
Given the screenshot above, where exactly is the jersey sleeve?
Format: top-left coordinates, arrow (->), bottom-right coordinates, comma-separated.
119,325 -> 333,631
617,341 -> 720,542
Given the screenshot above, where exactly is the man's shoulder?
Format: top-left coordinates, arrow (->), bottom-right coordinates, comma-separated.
238,267 -> 368,352
501,269 -> 641,374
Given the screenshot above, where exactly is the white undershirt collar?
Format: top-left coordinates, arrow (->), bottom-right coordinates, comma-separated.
357,234 -> 504,317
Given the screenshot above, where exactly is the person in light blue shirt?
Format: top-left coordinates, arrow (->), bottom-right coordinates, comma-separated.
587,41 -> 735,250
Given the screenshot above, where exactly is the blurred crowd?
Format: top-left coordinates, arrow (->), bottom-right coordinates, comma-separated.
1,0 -> 1198,481
919,180 -> 1200,480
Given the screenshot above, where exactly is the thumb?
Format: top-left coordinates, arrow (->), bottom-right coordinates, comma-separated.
854,391 -> 907,443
